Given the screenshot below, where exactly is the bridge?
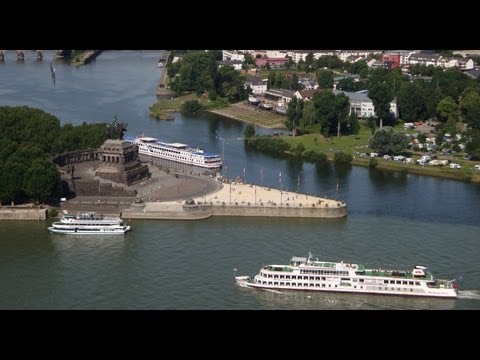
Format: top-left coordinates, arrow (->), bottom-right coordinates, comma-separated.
0,50 -> 71,61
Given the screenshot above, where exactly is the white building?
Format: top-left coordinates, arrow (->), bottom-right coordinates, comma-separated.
222,50 -> 245,62
218,60 -> 243,70
333,90 -> 398,119
407,52 -> 441,67
245,76 -> 267,95
286,50 -> 336,64
338,50 -> 381,62
266,50 -> 288,58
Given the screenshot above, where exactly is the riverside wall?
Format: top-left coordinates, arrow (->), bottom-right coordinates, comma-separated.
0,207 -> 48,220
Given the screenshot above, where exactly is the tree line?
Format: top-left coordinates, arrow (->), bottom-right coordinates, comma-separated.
167,51 -> 248,102
0,106 -> 110,205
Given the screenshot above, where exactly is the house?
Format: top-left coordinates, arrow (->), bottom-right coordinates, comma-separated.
407,52 -> 441,66
245,76 -> 267,95
264,88 -> 294,105
332,90 -> 398,119
255,56 -> 289,68
298,78 -> 319,90
293,89 -> 320,101
456,58 -> 475,70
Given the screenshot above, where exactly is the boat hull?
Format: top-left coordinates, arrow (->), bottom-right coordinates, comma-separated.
48,226 -> 131,235
235,277 -> 457,299
137,148 -> 222,169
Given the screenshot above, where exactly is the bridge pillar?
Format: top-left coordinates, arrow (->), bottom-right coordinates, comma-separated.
36,50 -> 43,59
16,50 -> 24,60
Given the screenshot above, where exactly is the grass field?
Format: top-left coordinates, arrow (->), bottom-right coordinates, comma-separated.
280,124 -> 480,182
207,102 -> 286,129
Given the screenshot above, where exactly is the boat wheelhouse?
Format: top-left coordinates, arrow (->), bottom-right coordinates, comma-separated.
124,135 -> 222,169
235,253 -> 459,298
48,212 -> 131,235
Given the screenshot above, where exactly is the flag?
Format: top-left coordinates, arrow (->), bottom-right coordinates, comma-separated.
457,275 -> 464,284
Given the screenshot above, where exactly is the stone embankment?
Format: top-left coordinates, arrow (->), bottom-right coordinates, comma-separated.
122,180 -> 347,220
0,206 -> 48,220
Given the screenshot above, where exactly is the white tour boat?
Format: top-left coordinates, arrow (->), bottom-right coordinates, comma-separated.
48,212 -> 131,235
124,135 -> 222,169
235,252 -> 459,298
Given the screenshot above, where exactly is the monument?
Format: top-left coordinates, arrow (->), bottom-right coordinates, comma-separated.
95,117 -> 150,185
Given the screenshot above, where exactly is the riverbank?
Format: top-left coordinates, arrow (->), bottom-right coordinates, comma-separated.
206,101 -> 286,129
150,94 -> 286,129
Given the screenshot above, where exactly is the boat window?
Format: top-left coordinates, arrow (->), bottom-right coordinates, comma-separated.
286,276 -> 290,279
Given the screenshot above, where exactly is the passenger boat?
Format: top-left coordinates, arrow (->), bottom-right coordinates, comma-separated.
125,135 -> 222,169
48,212 -> 131,235
235,252 -> 459,298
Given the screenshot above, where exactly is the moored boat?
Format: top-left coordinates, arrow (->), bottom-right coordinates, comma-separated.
48,212 -> 130,235
125,135 -> 222,169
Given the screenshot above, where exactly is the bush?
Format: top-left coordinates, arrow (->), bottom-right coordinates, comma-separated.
369,158 -> 378,168
303,150 -> 327,163
181,100 -> 204,115
48,207 -> 59,218
334,151 -> 353,164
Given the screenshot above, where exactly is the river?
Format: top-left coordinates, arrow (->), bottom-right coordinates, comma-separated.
0,50 -> 479,309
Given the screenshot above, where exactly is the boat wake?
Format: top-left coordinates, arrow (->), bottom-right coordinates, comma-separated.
457,290 -> 480,300
263,289 -> 283,294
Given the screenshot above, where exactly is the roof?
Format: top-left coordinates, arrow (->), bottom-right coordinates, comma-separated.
465,69 -> 480,79
291,256 -> 307,262
298,89 -> 319,98
409,53 -> 441,61
247,75 -> 265,86
265,88 -> 294,98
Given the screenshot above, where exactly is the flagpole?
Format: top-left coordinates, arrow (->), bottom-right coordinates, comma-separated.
279,171 -> 282,205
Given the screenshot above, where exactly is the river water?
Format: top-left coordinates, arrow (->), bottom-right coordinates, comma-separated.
1,50 -> 479,309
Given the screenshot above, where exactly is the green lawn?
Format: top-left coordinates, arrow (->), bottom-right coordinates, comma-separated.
278,124 -> 480,183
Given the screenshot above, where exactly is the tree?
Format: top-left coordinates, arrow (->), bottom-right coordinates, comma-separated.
316,69 -> 334,89
369,83 -> 394,129
286,97 -> 304,132
244,124 -> 255,138
305,52 -> 314,72
459,89 -> 480,129
334,93 -> 350,137
313,91 -> 336,136
436,96 -> 459,123
302,100 -> 316,128
397,82 -> 427,121
23,159 -> 60,203
368,127 -> 408,155
243,53 -> 255,65
347,112 -> 360,135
